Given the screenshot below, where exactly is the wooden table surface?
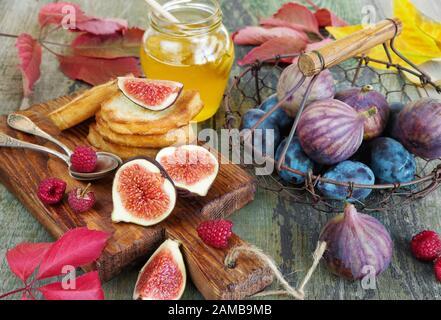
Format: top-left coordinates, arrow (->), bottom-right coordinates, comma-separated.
1,0 -> 441,300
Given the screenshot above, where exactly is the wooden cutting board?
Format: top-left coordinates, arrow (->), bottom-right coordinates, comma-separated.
0,94 -> 273,300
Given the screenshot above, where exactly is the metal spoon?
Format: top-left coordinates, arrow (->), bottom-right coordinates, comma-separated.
4,114 -> 122,181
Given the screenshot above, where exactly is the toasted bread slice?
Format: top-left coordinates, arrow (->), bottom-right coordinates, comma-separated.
95,112 -> 196,148
48,80 -> 118,130
87,124 -> 159,159
100,90 -> 203,135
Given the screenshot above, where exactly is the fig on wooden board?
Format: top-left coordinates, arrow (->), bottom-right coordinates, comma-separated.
156,145 -> 219,197
277,64 -> 335,118
297,99 -> 377,165
112,158 -> 177,227
118,77 -> 183,111
398,98 -> 441,160
134,239 -> 186,300
335,85 -> 390,140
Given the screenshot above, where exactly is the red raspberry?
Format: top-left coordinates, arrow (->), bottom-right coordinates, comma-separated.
70,146 -> 97,173
435,257 -> 441,282
38,178 -> 66,205
68,184 -> 96,213
197,219 -> 233,249
411,230 -> 441,262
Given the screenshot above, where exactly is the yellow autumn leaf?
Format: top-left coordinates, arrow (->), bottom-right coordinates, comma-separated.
326,0 -> 441,72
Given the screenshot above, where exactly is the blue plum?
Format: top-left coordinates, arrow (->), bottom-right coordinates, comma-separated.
240,109 -> 281,155
259,94 -> 294,133
370,137 -> 416,184
275,137 -> 314,184
318,161 -> 375,201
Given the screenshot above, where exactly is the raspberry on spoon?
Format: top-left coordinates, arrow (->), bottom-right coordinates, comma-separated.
70,146 -> 97,173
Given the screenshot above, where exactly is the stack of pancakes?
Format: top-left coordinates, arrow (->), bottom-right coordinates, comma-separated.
88,90 -> 203,159
48,80 -> 203,159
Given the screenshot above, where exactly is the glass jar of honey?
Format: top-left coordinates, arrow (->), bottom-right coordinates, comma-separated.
140,0 -> 234,122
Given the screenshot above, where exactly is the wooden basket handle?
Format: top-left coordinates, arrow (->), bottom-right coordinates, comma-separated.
298,18 -> 403,77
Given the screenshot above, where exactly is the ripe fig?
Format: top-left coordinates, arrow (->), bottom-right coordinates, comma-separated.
398,98 -> 441,159
335,85 -> 390,140
112,158 -> 177,227
134,239 -> 186,300
156,145 -> 219,197
297,99 -> 377,165
277,64 -> 335,117
319,204 -> 393,280
370,137 -> 416,184
118,77 -> 183,111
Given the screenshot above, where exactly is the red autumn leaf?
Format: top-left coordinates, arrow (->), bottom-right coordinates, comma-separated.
21,293 -> 35,300
314,9 -> 348,27
38,2 -> 86,27
15,33 -> 42,97
38,2 -> 127,35
260,3 -> 320,35
6,243 -> 52,283
36,228 -> 110,280
74,18 -> 128,36
233,26 -> 308,46
58,55 -> 142,86
71,27 -> 145,59
304,0 -> 348,27
38,271 -> 104,300
238,36 -> 307,66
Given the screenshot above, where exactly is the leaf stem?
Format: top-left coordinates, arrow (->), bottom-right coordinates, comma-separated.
0,32 -> 69,48
0,287 -> 27,299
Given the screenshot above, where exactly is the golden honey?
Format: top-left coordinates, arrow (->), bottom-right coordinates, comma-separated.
141,0 -> 234,122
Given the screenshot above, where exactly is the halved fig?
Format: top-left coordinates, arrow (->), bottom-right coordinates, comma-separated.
133,239 -> 186,300
156,145 -> 219,197
117,77 -> 183,111
112,158 -> 177,227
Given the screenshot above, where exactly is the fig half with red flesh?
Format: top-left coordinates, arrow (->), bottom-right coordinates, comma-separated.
156,145 -> 219,197
112,159 -> 177,227
133,239 -> 186,300
117,77 -> 183,111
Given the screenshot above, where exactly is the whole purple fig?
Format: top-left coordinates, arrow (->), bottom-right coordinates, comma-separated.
335,85 -> 390,140
398,98 -> 441,159
277,64 -> 335,117
319,204 -> 393,280
297,99 -> 377,165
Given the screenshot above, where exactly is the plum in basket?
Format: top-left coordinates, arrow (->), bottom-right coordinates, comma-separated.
240,109 -> 282,155
259,94 -> 293,134
318,161 -> 375,201
275,137 -> 314,184
370,137 -> 416,184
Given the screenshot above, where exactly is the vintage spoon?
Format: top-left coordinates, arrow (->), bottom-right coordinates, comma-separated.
4,114 -> 122,180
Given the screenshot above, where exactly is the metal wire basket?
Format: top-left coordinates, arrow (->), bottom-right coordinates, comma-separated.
224,19 -> 441,213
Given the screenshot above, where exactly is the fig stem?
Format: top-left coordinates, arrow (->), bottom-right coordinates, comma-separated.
359,106 -> 378,119
80,183 -> 92,198
361,85 -> 374,93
